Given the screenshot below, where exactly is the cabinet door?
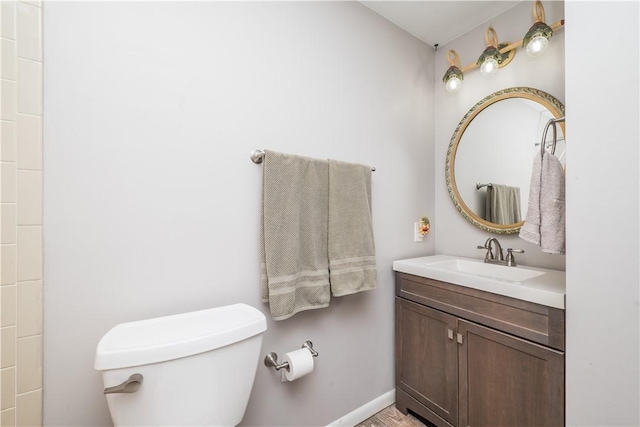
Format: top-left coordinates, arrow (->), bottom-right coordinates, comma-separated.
458,320 -> 564,427
396,298 -> 458,425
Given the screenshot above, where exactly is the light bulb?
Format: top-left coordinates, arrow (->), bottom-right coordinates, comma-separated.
526,34 -> 549,57
445,76 -> 462,93
480,57 -> 498,76
442,62 -> 463,94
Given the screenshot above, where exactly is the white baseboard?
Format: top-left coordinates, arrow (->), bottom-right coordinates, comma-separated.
326,389 -> 396,427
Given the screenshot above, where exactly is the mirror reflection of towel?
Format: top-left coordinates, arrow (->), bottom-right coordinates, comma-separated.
486,184 -> 522,225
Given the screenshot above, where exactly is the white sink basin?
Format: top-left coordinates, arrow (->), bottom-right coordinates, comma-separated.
393,255 -> 565,309
427,259 -> 545,282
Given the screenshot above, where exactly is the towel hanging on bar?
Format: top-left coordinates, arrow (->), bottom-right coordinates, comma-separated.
258,150 -> 377,320
260,151 -> 331,320
520,150 -> 565,254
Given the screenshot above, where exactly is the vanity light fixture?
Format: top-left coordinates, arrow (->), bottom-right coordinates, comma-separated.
523,1 -> 554,57
441,0 -> 564,93
443,50 -> 463,93
477,27 -> 505,77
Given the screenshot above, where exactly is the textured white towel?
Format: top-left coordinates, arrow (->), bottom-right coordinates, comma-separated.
328,159 -> 377,296
519,151 -> 566,254
260,151 -> 330,320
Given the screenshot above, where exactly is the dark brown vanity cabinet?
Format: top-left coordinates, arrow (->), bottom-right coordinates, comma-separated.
395,272 -> 565,427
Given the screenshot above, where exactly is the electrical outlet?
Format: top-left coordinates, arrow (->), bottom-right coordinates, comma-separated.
414,222 -> 424,242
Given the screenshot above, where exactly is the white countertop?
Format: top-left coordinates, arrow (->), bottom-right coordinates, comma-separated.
393,255 -> 566,309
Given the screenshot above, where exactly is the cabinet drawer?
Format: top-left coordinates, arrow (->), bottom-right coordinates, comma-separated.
396,272 -> 565,351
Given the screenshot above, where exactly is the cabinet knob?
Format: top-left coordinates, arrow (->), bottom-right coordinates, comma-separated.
447,328 -> 454,340
457,333 -> 464,344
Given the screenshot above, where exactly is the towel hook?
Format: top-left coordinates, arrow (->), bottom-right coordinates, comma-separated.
540,117 -> 565,156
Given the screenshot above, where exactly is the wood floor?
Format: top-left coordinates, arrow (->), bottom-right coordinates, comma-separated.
356,405 -> 427,427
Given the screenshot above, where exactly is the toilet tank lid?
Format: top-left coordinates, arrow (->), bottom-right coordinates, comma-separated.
94,303 -> 267,371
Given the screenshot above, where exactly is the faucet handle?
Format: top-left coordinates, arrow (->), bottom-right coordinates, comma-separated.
506,248 -> 524,266
477,244 -> 494,260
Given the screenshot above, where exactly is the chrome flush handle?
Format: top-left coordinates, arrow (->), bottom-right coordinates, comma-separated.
104,374 -> 143,394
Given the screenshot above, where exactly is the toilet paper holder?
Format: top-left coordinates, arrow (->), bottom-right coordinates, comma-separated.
264,341 -> 318,371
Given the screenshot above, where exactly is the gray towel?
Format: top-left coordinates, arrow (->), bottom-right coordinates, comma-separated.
486,184 -> 521,224
519,151 -> 565,254
260,151 -> 331,320
328,159 -> 377,297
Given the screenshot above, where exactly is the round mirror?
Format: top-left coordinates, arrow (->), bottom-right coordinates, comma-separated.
446,87 -> 565,234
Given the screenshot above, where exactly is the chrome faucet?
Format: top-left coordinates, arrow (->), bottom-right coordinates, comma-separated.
477,237 -> 503,261
477,238 -> 524,267
488,238 -> 504,261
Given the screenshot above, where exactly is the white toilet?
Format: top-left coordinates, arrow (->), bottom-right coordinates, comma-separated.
94,303 -> 267,426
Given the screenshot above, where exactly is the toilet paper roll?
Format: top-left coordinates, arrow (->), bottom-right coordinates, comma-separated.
280,348 -> 314,382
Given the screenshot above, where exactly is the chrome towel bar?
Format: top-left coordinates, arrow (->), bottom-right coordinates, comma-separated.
251,150 -> 376,171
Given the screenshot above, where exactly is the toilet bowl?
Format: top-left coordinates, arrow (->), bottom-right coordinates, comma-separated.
94,303 -> 267,426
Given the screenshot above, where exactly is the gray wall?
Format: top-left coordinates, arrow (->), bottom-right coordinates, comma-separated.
565,2 -> 639,425
42,2 -> 435,426
434,1 -> 566,271
43,1 -> 640,426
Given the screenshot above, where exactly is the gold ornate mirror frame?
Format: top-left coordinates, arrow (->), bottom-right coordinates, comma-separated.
445,87 -> 565,234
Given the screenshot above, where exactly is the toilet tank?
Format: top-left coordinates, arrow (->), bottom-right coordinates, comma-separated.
95,303 -> 267,427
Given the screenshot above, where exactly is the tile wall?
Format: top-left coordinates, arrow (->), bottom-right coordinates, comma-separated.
0,1 -> 43,426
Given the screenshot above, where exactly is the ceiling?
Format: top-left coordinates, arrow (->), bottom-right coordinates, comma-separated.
360,1 -> 522,47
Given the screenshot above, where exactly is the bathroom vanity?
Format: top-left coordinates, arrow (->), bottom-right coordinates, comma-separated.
393,255 -> 565,427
